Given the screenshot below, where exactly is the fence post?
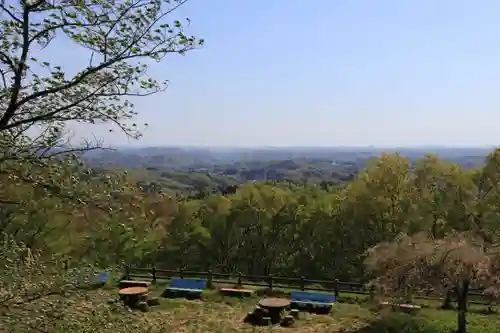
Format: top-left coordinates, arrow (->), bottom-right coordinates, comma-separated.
300,276 -> 305,291
124,265 -> 130,280
268,274 -> 273,292
207,268 -> 213,289
237,272 -> 242,287
369,284 -> 375,301
152,266 -> 156,284
334,279 -> 339,298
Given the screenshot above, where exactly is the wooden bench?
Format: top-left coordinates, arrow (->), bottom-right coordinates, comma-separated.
290,291 -> 336,312
379,301 -> 421,313
119,280 -> 151,288
220,287 -> 255,297
163,278 -> 206,299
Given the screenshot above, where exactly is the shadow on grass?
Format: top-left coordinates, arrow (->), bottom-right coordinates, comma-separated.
347,312 -> 444,333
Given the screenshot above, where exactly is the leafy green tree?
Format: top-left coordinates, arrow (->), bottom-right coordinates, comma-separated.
0,0 -> 203,157
0,156 -> 162,264
0,0 -> 204,262
472,148 -> 500,244
0,234 -> 189,333
338,153 -> 416,278
0,234 -> 113,332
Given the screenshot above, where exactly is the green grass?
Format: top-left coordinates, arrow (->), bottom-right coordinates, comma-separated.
124,281 -> 500,332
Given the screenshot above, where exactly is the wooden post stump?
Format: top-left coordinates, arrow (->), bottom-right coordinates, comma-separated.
137,301 -> 149,312
254,306 -> 266,316
281,315 -> 295,327
244,311 -> 255,323
147,297 -> 160,306
290,309 -> 300,319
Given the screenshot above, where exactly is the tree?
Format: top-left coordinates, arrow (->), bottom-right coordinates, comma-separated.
0,233 -> 189,333
0,0 -> 203,157
0,0 -> 203,260
472,148 -> 500,245
365,232 -> 500,333
340,153 -> 416,277
0,233 -> 115,332
0,154 -> 166,264
413,154 -> 459,238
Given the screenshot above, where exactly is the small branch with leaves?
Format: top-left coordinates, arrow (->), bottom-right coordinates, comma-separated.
0,0 -> 203,157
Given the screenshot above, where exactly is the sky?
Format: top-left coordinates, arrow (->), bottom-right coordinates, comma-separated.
64,0 -> 500,147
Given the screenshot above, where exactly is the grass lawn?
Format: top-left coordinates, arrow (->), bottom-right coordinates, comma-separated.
120,281 -> 500,332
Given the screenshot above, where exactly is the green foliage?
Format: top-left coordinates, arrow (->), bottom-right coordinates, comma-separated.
0,234 -> 198,333
0,156 -> 166,267
89,157 -> 359,197
1,4 -> 498,333
3,144 -> 500,331
0,0 -> 202,156
1,115 -> 500,332
143,150 -> 500,285
81,147 -> 490,198
1,234 -> 107,332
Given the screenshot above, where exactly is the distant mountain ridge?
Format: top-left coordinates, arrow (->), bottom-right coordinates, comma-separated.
83,146 -> 491,171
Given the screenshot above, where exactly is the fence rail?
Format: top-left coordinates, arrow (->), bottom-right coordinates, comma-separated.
124,266 -> 490,303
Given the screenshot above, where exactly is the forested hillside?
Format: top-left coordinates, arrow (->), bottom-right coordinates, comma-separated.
82,147 -> 489,198
112,151 -> 500,282
3,149 -> 500,332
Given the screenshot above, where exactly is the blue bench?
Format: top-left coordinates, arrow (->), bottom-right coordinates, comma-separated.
164,279 -> 206,299
93,272 -> 109,284
290,291 -> 336,311
75,271 -> 109,287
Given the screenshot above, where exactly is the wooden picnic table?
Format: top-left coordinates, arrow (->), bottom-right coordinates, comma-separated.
259,297 -> 291,323
119,287 -> 149,307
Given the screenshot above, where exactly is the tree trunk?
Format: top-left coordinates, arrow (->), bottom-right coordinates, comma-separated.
441,289 -> 454,309
455,280 -> 469,333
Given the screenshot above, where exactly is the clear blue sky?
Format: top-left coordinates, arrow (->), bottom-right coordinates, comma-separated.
68,0 -> 500,147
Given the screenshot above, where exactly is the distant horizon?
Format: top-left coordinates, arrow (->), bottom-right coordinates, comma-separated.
112,144 -> 498,150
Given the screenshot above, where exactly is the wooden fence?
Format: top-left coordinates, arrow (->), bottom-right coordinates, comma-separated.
123,266 -> 490,303
124,266 -> 354,296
